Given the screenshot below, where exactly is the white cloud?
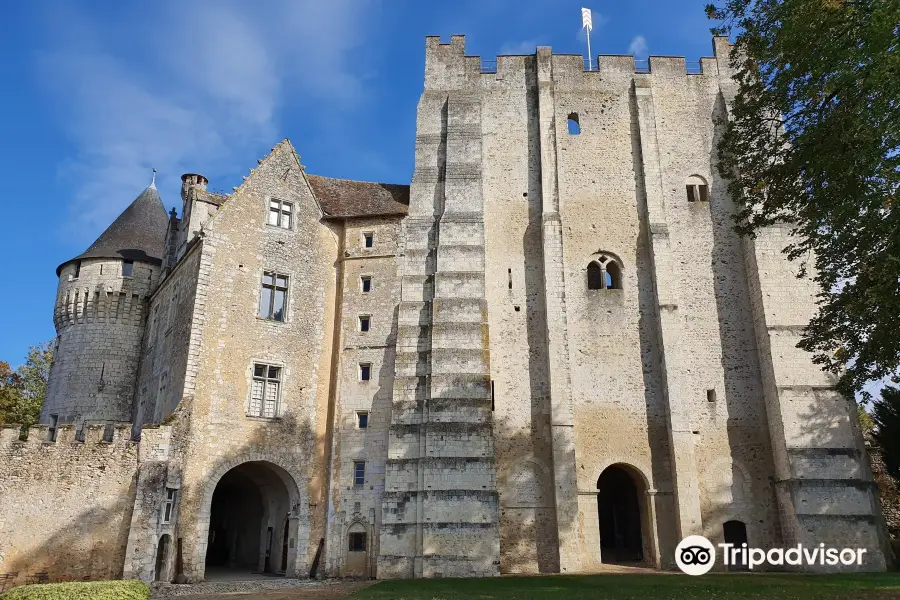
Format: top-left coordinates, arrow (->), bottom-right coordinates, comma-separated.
629,35 -> 649,59
39,0 -> 373,242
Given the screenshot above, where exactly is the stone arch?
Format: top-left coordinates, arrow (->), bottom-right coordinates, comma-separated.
190,454 -> 309,581
154,534 -> 171,582
342,518 -> 371,578
595,462 -> 654,565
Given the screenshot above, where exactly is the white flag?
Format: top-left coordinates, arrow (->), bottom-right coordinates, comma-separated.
581,7 -> 592,31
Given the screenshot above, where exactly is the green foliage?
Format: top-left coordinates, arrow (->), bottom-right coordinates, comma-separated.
0,580 -> 149,600
872,386 -> 900,480
0,341 -> 53,429
857,403 -> 875,435
706,0 -> 900,400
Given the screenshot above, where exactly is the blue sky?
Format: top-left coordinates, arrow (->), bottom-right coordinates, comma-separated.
0,0 -> 716,367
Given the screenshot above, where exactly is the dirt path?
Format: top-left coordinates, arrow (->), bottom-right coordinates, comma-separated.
160,580 -> 373,600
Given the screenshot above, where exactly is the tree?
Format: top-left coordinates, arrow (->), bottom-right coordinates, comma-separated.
0,341 -> 54,429
872,386 -> 900,480
706,0 -> 900,400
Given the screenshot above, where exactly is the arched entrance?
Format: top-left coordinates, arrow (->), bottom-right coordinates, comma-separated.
154,535 -> 171,582
723,520 -> 749,571
204,461 -> 298,579
597,464 -> 645,563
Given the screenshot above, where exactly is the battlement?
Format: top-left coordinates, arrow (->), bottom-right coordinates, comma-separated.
0,422 -> 171,457
54,258 -> 155,331
423,34 -> 734,89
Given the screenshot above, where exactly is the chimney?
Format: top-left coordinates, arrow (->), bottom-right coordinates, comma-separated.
180,173 -> 208,204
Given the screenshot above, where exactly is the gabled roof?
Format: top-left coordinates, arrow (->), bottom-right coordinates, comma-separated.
307,175 -> 409,219
56,184 -> 168,275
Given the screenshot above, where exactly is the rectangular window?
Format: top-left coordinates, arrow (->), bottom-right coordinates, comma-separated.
349,532 -> 367,552
48,414 -> 58,442
122,260 -> 134,278
362,232 -> 374,248
73,261 -> 81,279
353,461 -> 366,485
357,411 -> 369,429
360,276 -> 372,293
268,199 -> 293,229
358,315 -> 371,332
249,363 -> 281,418
359,363 -> 371,382
162,488 -> 177,523
686,184 -> 709,203
259,272 -> 288,322
699,185 -> 710,202
168,286 -> 178,329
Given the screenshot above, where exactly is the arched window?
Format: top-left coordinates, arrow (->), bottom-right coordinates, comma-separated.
685,174 -> 709,203
567,113 -> 581,135
587,261 -> 604,290
587,254 -> 623,291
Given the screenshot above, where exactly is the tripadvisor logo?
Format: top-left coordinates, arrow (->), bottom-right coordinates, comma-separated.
675,535 -> 868,575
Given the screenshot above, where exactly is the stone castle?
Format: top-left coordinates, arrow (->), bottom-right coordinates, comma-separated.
0,36 -> 891,584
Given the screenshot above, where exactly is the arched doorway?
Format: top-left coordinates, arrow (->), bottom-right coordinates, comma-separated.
597,465 -> 645,563
204,461 -> 297,579
723,520 -> 749,571
154,535 -> 171,582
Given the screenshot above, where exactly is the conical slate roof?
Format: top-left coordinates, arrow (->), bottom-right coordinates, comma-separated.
56,184 -> 169,275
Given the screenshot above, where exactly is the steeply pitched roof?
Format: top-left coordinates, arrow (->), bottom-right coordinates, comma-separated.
56,184 -> 169,275
307,175 -> 409,219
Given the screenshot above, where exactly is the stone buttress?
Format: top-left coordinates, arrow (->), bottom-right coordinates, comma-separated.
378,37 -> 500,578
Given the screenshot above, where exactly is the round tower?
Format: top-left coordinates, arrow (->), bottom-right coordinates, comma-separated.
42,179 -> 169,431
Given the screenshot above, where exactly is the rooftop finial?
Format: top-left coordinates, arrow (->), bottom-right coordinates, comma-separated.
150,168 -> 157,189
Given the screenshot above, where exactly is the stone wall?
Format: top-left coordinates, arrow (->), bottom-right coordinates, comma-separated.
170,141 -> 338,581
325,216 -> 402,577
0,424 -> 139,585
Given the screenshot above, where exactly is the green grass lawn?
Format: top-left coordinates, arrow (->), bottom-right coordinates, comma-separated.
347,573 -> 900,600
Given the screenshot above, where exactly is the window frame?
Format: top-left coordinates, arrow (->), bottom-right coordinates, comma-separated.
267,198 -> 294,230
348,531 -> 367,552
586,254 -> 623,291
162,488 -> 177,524
360,275 -> 372,293
248,362 -> 283,419
358,314 -> 371,333
361,231 -> 374,249
567,112 -> 581,135
358,362 -> 372,382
357,411 -> 369,429
122,260 -> 134,278
353,461 -> 366,486
48,414 -> 59,442
259,271 -> 289,322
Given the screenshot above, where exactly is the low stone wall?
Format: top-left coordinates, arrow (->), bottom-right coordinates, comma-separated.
0,424 -> 139,586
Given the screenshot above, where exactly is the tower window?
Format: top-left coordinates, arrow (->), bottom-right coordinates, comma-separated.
268,199 -> 293,229
360,276 -> 372,293
362,231 -> 374,248
48,414 -> 58,442
249,363 -> 282,418
587,254 -> 623,291
707,389 -> 717,403
357,411 -> 369,429
122,260 -> 134,278
567,113 -> 581,135
353,461 -> 366,485
358,315 -> 371,332
359,363 -> 372,382
685,175 -> 709,203
259,271 -> 289,321
162,488 -> 177,523
73,261 -> 81,279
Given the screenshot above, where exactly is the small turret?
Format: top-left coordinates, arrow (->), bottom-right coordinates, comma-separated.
43,176 -> 169,432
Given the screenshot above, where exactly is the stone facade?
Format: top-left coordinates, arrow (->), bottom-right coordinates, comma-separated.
0,35 -> 891,586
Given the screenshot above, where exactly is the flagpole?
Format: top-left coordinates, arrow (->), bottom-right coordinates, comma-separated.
586,27 -> 592,70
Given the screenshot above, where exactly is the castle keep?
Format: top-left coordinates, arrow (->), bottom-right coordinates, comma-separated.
0,36 -> 890,583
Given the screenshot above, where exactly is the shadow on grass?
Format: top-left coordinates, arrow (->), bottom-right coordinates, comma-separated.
346,573 -> 900,600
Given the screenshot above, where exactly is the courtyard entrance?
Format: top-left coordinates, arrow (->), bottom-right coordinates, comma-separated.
205,461 -> 297,579
597,465 -> 645,563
